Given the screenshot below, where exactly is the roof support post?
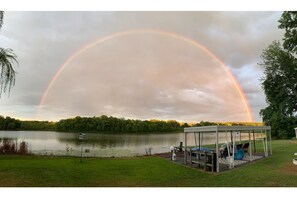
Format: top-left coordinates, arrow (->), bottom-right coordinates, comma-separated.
269,129 -> 272,155
184,132 -> 187,165
249,130 -> 252,161
199,132 -> 201,150
232,131 -> 235,169
216,127 -> 219,172
265,130 -> 268,157
253,130 -> 256,153
261,130 -> 266,156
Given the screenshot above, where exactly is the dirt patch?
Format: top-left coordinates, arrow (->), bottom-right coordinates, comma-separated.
153,151 -> 185,159
152,152 -> 170,158
279,162 -> 297,175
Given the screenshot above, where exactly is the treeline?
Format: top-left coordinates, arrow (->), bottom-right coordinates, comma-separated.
56,115 -> 182,133
0,115 -> 184,132
20,120 -> 56,131
0,116 -> 55,131
0,116 -> 21,130
0,115 -> 264,133
56,117 -> 263,133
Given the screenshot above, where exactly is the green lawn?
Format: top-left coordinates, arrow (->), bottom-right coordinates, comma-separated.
0,140 -> 297,187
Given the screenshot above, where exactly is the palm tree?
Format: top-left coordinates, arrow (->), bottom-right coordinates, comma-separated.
0,11 -> 18,97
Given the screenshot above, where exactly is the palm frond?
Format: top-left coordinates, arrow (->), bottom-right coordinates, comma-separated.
0,11 -> 4,29
0,48 -> 18,97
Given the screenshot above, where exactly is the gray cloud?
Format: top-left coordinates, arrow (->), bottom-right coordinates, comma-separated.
38,35 -> 249,122
0,11 -> 284,122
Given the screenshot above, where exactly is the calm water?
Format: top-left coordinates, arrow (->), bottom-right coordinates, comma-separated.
0,131 -> 261,157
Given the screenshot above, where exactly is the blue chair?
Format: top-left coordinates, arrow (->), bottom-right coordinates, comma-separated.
234,149 -> 244,160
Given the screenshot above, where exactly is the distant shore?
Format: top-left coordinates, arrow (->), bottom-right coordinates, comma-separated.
1,115 -> 264,134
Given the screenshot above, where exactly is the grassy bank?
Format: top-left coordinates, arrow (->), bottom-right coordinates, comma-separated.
0,140 -> 297,187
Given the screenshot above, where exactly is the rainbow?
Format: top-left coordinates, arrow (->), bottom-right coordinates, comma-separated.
38,29 -> 254,122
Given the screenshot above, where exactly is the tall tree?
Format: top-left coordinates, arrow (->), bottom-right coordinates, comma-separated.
278,11 -> 297,54
259,12 -> 297,139
0,11 -> 18,97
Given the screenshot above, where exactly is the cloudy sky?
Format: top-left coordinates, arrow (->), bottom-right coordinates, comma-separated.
0,11 -> 284,122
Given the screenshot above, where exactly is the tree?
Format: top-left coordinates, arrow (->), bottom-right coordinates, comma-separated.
0,11 -> 18,97
278,11 -> 297,54
259,12 -> 297,139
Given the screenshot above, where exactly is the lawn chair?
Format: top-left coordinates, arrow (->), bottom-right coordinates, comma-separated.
236,143 -> 243,150
175,141 -> 183,153
220,147 -> 228,159
242,143 -> 249,153
220,145 -> 233,159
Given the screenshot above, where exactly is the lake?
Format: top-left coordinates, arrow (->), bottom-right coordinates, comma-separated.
0,131 -> 259,157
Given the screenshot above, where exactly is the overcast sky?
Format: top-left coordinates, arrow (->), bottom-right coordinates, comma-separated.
0,11 -> 284,122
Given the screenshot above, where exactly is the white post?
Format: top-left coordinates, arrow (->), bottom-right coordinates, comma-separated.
201,132 -> 203,148
184,132 -> 187,164
216,128 -> 219,172
232,131 -> 235,168
261,130 -> 266,156
265,130 -> 268,157
199,132 -> 201,149
249,130 -> 252,161
269,129 -> 272,155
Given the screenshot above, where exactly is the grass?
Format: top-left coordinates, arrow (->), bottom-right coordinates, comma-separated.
0,140 -> 297,187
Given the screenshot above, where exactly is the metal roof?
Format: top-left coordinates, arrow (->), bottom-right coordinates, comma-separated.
184,125 -> 271,133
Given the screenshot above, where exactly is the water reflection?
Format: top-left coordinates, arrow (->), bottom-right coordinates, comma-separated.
0,131 -> 262,157
0,131 -> 184,157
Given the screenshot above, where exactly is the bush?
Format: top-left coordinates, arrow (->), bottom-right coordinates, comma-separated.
0,139 -> 29,155
18,141 -> 28,154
